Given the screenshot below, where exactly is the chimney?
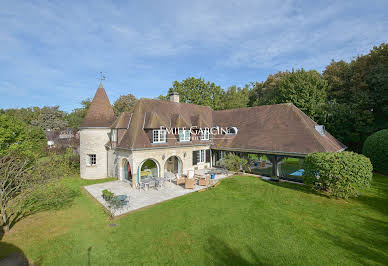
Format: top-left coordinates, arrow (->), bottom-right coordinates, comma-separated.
169,91 -> 180,103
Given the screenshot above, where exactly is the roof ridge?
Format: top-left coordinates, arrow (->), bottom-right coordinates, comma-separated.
131,100 -> 143,149
138,97 -> 213,109
290,105 -> 327,151
213,103 -> 293,113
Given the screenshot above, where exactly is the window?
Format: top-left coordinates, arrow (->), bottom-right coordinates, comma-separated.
197,150 -> 205,163
200,129 -> 210,140
227,127 -> 238,135
153,129 -> 167,143
179,129 -> 190,142
111,129 -> 117,142
88,154 -> 96,166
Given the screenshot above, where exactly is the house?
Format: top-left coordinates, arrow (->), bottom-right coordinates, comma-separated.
45,128 -> 80,153
79,82 -> 345,188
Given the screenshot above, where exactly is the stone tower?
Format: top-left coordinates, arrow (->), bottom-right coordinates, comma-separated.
80,82 -> 115,179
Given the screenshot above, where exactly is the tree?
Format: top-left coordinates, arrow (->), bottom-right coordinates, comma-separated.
31,106 -> 68,130
249,71 -> 289,106
251,69 -> 328,121
0,114 -> 46,158
0,153 -> 31,231
67,98 -> 91,129
0,152 -> 68,231
221,85 -> 250,110
112,94 -> 137,116
166,77 -> 224,110
323,43 -> 388,151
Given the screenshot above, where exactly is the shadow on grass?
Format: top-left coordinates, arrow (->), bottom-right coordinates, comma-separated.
312,215 -> 388,265
354,175 -> 388,216
205,236 -> 267,265
0,241 -> 29,265
262,179 -> 327,197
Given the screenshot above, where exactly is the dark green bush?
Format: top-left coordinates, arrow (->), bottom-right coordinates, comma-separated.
303,151 -> 373,199
102,189 -> 114,201
362,129 -> 388,175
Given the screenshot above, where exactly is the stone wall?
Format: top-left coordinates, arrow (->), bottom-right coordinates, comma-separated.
80,128 -> 110,179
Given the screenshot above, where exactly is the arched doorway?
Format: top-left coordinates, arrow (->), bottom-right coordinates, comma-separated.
122,159 -> 132,183
164,156 -> 182,177
137,159 -> 159,184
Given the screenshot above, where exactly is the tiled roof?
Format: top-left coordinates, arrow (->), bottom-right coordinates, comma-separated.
116,98 -> 212,150
212,103 -> 346,155
80,82 -> 115,127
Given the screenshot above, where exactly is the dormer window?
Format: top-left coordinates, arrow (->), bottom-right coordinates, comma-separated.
226,127 -> 238,135
315,125 -> 325,136
111,129 -> 117,142
153,129 -> 167,143
200,129 -> 210,140
179,129 -> 190,142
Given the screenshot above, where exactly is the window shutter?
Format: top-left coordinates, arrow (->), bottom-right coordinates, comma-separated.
206,149 -> 210,163
192,151 -> 198,165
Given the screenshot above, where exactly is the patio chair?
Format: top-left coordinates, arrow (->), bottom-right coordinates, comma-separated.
185,177 -> 196,189
136,182 -> 145,190
198,175 -> 210,186
176,174 -> 185,185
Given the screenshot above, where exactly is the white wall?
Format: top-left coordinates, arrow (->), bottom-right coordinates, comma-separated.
80,128 -> 110,179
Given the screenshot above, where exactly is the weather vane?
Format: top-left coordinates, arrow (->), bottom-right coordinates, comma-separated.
98,72 -> 106,82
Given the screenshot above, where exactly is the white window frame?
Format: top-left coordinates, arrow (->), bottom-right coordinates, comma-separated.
88,154 -> 96,166
226,127 -> 238,135
111,129 -> 117,142
200,129 -> 210,141
179,129 -> 190,142
197,150 -> 205,163
153,129 -> 167,143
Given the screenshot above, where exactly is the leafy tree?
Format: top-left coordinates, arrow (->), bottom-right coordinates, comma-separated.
0,107 -> 41,125
112,94 -> 137,116
0,114 -> 46,158
249,71 -> 289,106
0,151 -> 76,231
251,69 -> 328,121
323,43 -> 388,151
67,98 -> 91,129
324,102 -> 374,152
221,85 -> 250,110
32,106 -> 68,130
166,77 -> 224,110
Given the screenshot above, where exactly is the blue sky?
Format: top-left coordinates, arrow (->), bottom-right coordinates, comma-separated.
1,0 -> 387,112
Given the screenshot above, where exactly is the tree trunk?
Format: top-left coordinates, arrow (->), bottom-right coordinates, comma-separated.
1,205 -> 9,232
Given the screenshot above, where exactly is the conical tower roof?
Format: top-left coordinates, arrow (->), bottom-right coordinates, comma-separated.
80,82 -> 115,127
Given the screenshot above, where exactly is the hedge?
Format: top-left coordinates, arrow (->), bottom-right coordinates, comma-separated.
303,151 -> 373,199
362,129 -> 388,175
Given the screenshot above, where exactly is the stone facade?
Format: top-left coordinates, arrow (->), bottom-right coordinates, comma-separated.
80,128 -> 110,179
112,145 -> 212,188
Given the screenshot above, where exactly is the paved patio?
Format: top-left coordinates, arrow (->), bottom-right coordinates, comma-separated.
84,169 -> 233,216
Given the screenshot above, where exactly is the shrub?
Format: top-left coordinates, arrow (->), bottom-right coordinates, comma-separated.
102,189 -> 114,201
362,129 -> 388,175
224,153 -> 241,172
303,151 -> 373,199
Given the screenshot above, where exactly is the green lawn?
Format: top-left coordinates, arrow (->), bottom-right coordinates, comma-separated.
1,174 -> 387,265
